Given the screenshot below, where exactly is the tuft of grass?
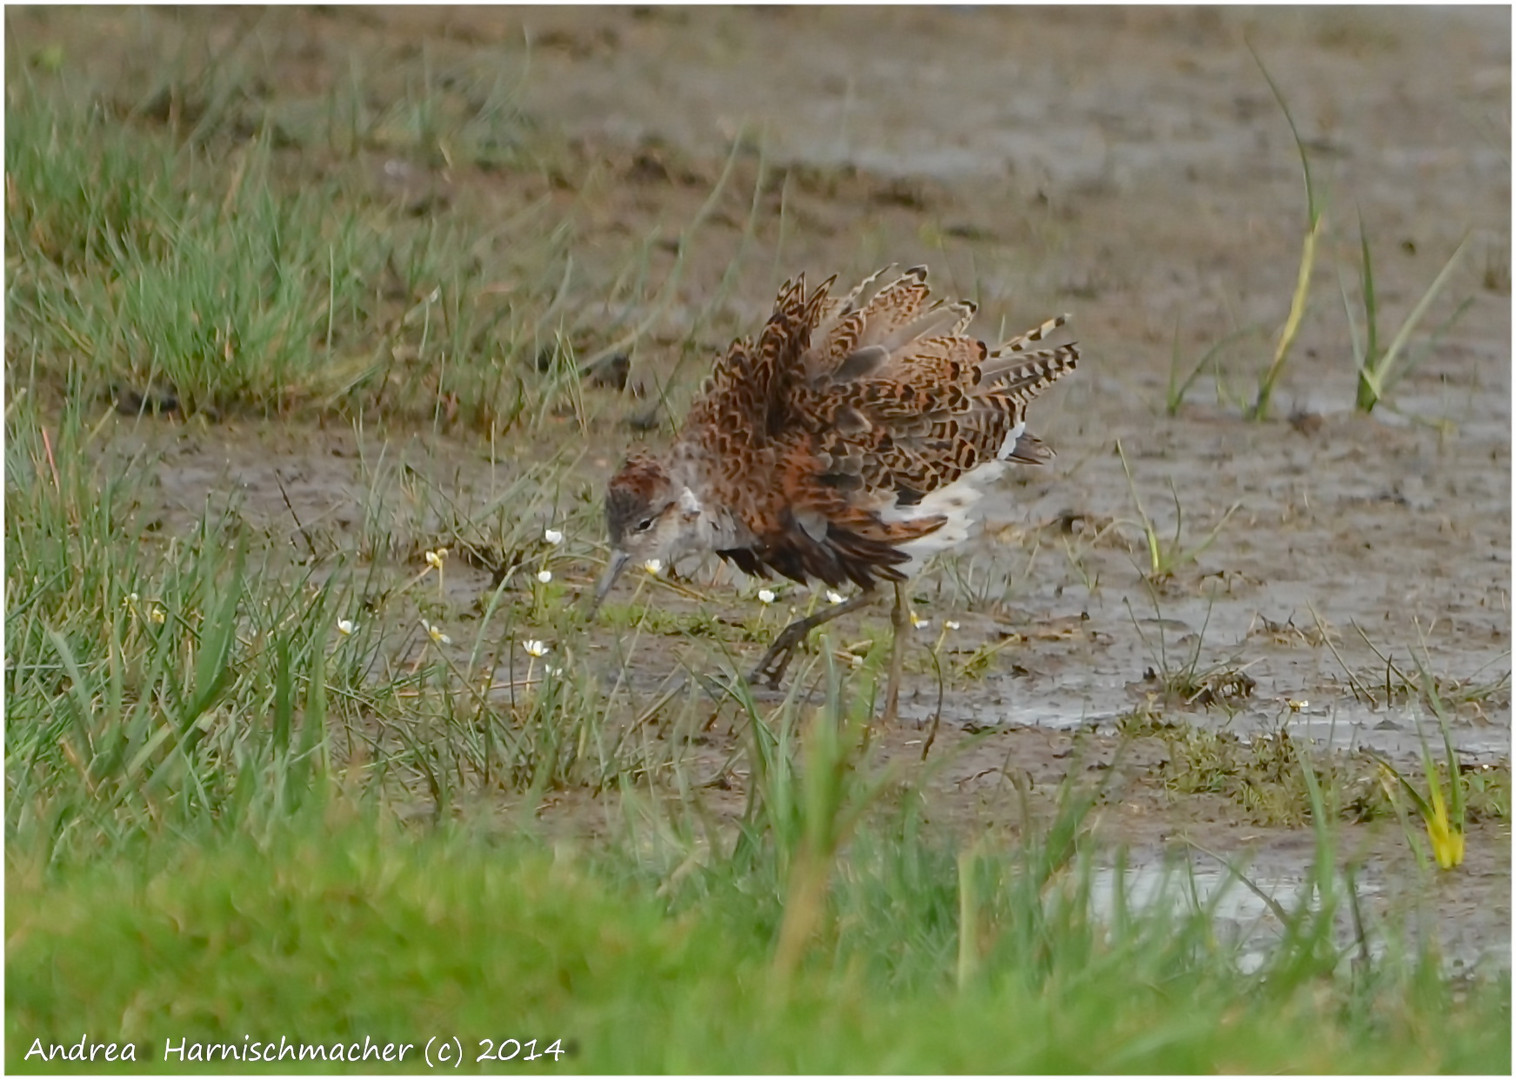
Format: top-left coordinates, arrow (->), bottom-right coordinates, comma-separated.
1154,723 -> 1388,828
10,80 -> 355,416
1,388 -> 691,856
6,64 -> 578,431
1374,666 -> 1468,871
1246,43 -> 1322,422
1165,321 -> 1255,416
1343,218 -> 1473,413
1118,701 -> 1387,828
5,411 -> 345,858
1125,594 -> 1256,715
1335,620 -> 1512,717
1115,440 -> 1240,582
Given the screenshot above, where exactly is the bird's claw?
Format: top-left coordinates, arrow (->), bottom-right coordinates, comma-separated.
748,641 -> 796,688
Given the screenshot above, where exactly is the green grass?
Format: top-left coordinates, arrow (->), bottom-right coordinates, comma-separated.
4,63 -> 591,431
1344,218 -> 1472,414
1188,44 -> 1478,423
1246,43 -> 1322,422
11,795 -> 1511,1074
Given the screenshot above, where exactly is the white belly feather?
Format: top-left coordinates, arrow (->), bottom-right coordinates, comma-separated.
873,420 -> 1029,575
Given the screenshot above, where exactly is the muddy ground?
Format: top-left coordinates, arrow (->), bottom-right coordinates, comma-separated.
12,7 -> 1511,967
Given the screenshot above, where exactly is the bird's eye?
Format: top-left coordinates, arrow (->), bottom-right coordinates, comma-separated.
635,517 -> 655,533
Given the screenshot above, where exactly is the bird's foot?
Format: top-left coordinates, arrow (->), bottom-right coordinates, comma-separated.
748,623 -> 808,688
748,593 -> 875,689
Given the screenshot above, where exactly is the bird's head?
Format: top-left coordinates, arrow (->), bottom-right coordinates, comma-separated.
592,452 -> 705,612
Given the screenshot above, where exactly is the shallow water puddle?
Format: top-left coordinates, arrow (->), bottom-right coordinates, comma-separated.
1090,858 -> 1508,975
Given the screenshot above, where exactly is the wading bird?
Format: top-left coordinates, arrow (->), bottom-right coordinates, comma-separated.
593,265 -> 1077,722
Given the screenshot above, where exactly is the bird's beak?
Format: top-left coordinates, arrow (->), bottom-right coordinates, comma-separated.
588,548 -> 632,617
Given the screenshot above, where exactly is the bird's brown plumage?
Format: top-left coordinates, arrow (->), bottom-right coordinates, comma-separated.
604,265 -> 1079,593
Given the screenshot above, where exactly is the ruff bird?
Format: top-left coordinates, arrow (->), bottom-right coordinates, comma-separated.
594,265 -> 1077,721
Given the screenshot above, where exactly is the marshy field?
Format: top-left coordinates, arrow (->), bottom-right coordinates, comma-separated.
5,6 -> 1511,1072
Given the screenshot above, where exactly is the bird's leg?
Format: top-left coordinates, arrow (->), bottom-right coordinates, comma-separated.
749,593 -> 874,688
881,582 -> 909,724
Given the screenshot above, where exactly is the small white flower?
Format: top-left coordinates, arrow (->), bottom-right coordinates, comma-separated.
848,653 -> 863,668
757,588 -> 776,604
337,618 -> 356,636
544,664 -> 562,677
826,590 -> 846,605
125,592 -> 139,606
910,611 -> 931,631
945,620 -> 961,631
536,569 -> 553,584
522,639 -> 549,658
543,528 -> 564,546
643,559 -> 663,576
425,547 -> 448,571
423,620 -> 451,645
